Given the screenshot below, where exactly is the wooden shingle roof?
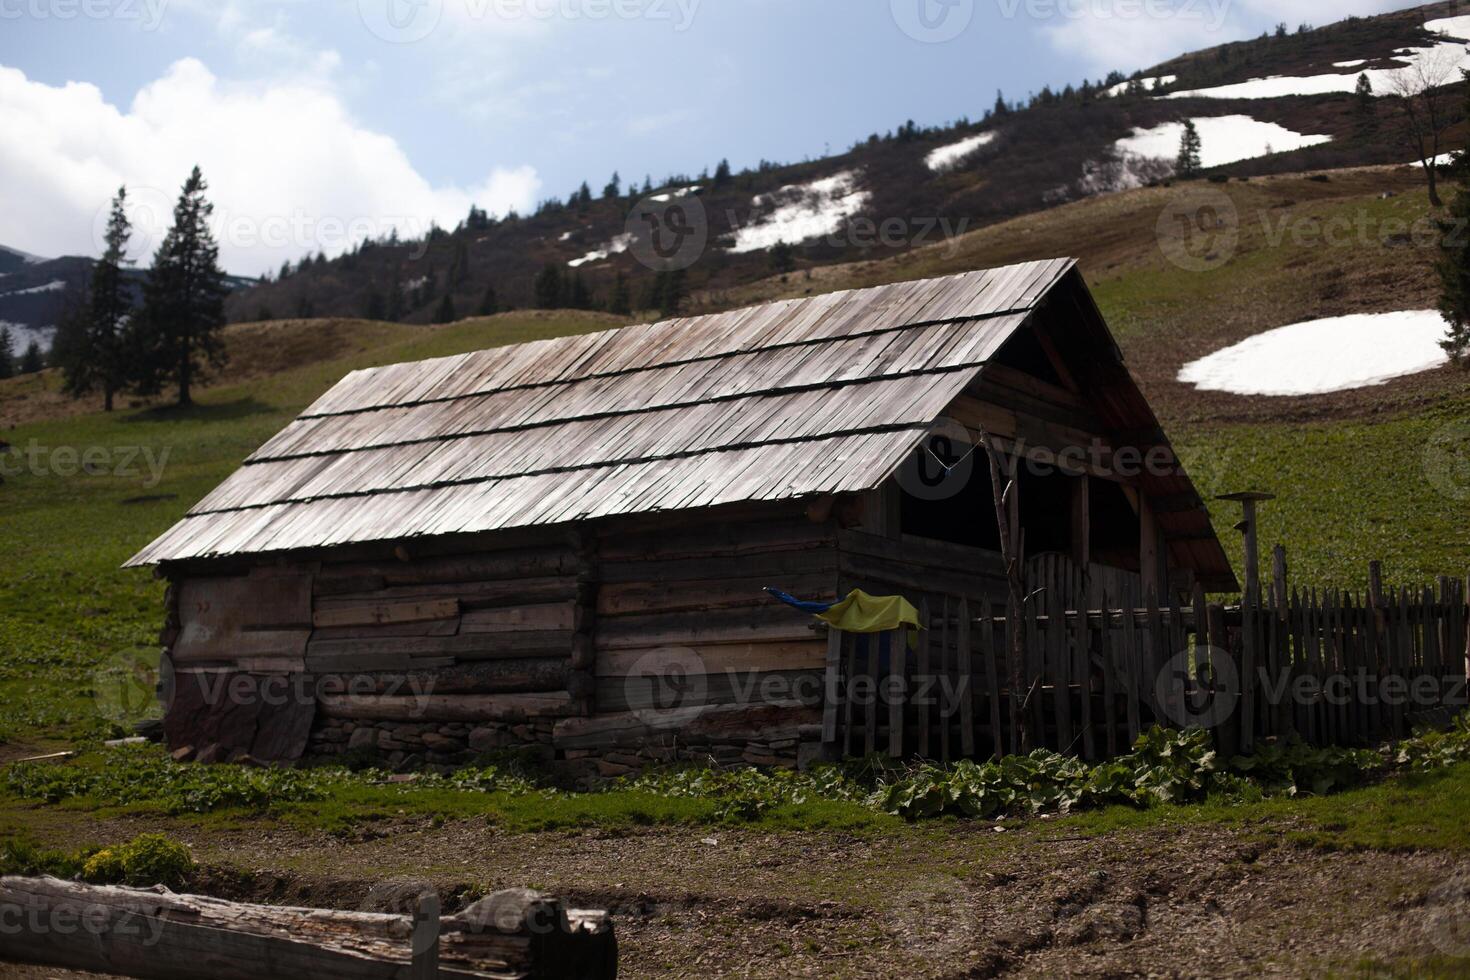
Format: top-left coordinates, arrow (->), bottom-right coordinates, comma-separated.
127,259 -> 1079,566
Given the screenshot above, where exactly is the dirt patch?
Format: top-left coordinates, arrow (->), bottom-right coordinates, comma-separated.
6,810 -> 1466,978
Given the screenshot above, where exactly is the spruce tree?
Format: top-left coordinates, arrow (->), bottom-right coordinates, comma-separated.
433,292 -> 456,324
603,172 -> 621,200
19,340 -> 43,374
59,186 -> 133,411
386,267 -> 405,322
770,241 -> 796,274
1175,120 -> 1203,178
1354,74 -> 1375,136
658,269 -> 685,317
534,264 -> 562,309
0,325 -> 16,379
713,159 -> 732,188
450,240 -> 470,285
478,283 -> 499,316
1437,85 -> 1470,366
134,167 -> 228,407
364,289 -> 386,321
609,272 -> 631,316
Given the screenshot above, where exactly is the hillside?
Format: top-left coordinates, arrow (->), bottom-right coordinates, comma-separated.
221,2 -> 1467,326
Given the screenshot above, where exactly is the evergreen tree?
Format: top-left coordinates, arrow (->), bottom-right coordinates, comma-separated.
59,186 -> 134,411
386,267 -> 405,322
133,166 -> 228,407
657,269 -> 685,317
533,264 -> 562,309
477,283 -> 499,316
713,159 -> 732,188
770,241 -> 796,274
364,289 -> 387,321
449,240 -> 470,285
608,272 -> 631,316
19,340 -> 43,374
575,182 -> 593,211
993,90 -> 1009,116
603,172 -> 621,200
1437,84 -> 1470,366
568,273 -> 592,310
1175,120 -> 1203,177
256,305 -> 275,322
433,292 -> 456,324
1355,73 -> 1376,136
295,294 -> 316,319
0,325 -> 13,379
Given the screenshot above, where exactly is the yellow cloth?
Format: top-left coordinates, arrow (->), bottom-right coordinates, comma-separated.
815,589 -> 922,635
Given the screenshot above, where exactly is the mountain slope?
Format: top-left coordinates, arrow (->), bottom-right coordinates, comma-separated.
224,2 -> 1465,326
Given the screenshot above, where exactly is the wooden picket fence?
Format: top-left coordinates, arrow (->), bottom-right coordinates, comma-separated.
819,557 -> 1470,762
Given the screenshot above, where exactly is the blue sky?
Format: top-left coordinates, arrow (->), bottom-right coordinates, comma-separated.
0,0 -> 1424,274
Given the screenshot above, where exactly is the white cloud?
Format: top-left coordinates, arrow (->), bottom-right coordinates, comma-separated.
0,59 -> 540,276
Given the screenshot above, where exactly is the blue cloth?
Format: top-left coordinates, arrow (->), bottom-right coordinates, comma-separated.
763,587 -> 835,614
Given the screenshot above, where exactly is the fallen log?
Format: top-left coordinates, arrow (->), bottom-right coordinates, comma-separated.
0,877 -> 615,980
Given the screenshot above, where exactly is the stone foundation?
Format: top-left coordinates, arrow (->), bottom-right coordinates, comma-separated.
307,716 -> 809,782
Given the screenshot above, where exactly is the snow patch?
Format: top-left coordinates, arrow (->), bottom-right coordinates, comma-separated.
568,232 -> 632,268
0,279 -> 66,298
1333,59 -> 1367,68
649,185 -> 702,203
1103,74 -> 1177,97
1115,115 -> 1331,169
728,171 -> 870,254
1178,310 -> 1452,396
0,244 -> 47,265
1416,152 -> 1457,168
925,132 -> 996,172
1164,16 -> 1470,100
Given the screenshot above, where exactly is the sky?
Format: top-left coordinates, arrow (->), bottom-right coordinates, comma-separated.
0,0 -> 1429,276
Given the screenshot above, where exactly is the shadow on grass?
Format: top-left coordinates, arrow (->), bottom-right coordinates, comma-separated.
120,396 -> 275,425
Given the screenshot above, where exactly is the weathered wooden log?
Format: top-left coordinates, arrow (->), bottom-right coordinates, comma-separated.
552,701 -> 820,750
317,691 -> 574,723
317,659 -> 572,697
0,877 -> 615,980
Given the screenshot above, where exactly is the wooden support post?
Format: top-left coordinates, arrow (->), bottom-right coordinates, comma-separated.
1139,499 -> 1159,601
409,891 -> 439,980
984,435 -> 1029,752
821,626 -> 844,755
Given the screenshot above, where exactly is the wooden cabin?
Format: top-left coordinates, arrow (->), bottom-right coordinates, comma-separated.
127,259 -> 1235,774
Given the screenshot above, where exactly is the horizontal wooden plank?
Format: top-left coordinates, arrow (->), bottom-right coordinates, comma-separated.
306,631 -> 573,662
321,549 -> 582,588
597,669 -> 820,712
460,603 -> 576,634
596,516 -> 835,563
316,658 -> 570,696
313,576 -> 580,611
596,574 -> 834,617
312,599 -> 460,629
594,607 -> 817,651
595,641 -> 827,678
596,548 -> 837,585
308,619 -> 461,641
318,691 -> 574,722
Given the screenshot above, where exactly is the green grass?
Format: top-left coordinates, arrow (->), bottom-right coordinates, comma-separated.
1176,400 -> 1470,587
1059,763 -> 1470,853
